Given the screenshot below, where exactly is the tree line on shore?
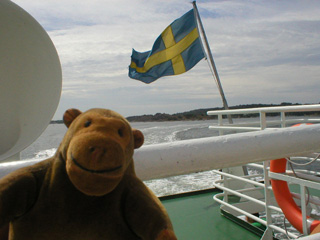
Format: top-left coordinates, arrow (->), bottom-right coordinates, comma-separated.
51,102 -> 320,123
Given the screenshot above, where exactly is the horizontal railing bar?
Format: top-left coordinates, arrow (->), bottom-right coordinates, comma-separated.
298,233 -> 320,240
291,192 -> 320,206
210,119 -> 320,127
209,126 -> 264,131
269,172 -> 320,189
2,125 -> 320,181
286,171 -> 320,183
213,193 -> 267,225
207,104 -> 320,115
212,170 -> 265,188
214,174 -> 264,185
246,163 -> 264,169
290,157 -> 318,161
213,176 -> 283,213
212,182 -> 266,207
292,169 -> 320,177
268,205 -> 283,213
213,193 -> 299,239
134,124 -> 320,180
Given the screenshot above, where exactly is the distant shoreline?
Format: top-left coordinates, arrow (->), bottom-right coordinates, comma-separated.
50,103 -> 319,124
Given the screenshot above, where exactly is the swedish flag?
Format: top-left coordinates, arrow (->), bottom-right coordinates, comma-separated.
129,9 -> 205,84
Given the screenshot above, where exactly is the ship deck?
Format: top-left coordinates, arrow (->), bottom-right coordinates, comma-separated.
160,189 -> 262,240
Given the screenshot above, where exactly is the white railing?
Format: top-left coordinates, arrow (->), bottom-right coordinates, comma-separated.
207,104 -> 320,133
207,104 -> 320,239
3,124 -> 320,181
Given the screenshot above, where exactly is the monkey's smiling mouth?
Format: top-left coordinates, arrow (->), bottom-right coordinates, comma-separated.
71,155 -> 122,174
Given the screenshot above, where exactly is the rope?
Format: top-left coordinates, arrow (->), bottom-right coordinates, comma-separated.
286,153 -> 320,166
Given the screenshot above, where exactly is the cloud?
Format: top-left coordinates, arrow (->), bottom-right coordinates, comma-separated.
11,0 -> 320,119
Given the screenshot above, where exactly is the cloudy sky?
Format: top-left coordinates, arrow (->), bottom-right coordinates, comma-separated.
12,0 -> 320,119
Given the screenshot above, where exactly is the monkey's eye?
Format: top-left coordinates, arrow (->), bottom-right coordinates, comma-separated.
84,120 -> 92,128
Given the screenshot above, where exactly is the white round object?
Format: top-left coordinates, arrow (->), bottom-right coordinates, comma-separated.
0,1 -> 62,161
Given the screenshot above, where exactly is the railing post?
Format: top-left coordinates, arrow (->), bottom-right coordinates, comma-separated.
301,185 -> 309,235
263,161 -> 273,234
281,112 -> 286,128
260,111 -> 267,130
223,173 -> 229,203
260,110 -> 273,234
218,114 -> 224,136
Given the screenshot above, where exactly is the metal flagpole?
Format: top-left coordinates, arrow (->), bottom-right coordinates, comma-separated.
192,1 -> 233,124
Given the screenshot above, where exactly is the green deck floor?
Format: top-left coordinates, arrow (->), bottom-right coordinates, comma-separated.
161,189 -> 261,240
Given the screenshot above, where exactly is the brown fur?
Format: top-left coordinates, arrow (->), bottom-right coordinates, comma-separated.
0,108 -> 177,240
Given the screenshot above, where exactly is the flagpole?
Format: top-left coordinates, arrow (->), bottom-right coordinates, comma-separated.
192,1 -> 233,124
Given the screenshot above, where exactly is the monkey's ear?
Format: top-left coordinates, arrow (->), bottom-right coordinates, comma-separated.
133,129 -> 144,149
63,109 -> 82,128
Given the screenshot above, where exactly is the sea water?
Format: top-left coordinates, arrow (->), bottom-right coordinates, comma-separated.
21,120 -> 220,159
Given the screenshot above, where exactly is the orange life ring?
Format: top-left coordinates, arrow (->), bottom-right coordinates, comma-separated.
270,123 -> 320,234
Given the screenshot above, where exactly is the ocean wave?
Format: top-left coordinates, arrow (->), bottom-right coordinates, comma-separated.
144,170 -> 221,197
139,126 -> 162,131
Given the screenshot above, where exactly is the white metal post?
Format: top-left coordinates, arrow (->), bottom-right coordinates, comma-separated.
301,185 -> 309,235
261,110 -> 273,235
263,161 -> 273,234
281,112 -> 286,128
260,111 -> 267,130
218,114 -> 224,136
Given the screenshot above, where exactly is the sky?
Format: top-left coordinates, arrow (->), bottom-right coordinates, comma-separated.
12,0 -> 320,119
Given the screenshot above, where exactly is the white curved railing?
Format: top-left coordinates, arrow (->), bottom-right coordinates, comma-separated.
134,124 -> 320,180
207,104 -> 320,239
2,123 -> 320,182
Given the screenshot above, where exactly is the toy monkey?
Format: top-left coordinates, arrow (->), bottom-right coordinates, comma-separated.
0,108 -> 177,240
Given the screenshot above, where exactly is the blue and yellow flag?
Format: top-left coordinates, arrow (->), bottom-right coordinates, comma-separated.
129,9 -> 205,84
